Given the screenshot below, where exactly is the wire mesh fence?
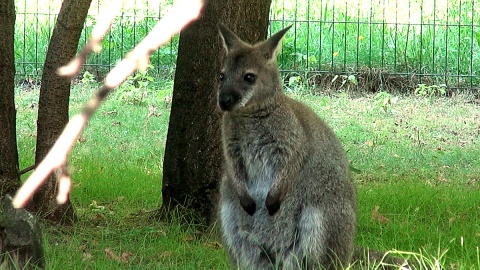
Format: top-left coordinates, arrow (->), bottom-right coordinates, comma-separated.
270,0 -> 480,93
15,0 -> 177,84
14,0 -> 480,93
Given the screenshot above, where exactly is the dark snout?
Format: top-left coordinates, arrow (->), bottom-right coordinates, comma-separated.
218,88 -> 241,112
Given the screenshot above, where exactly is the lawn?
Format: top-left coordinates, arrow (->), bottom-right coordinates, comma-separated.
15,78 -> 480,269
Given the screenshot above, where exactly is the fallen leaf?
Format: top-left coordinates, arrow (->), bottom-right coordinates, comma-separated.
121,252 -> 132,263
155,229 -> 167,237
82,251 -> 93,262
158,251 -> 173,259
102,110 -> 118,116
202,241 -> 222,250
164,95 -> 172,107
148,105 -> 162,117
105,248 -> 119,261
437,174 -> 450,184
448,216 -> 456,226
371,205 -> 390,224
467,179 -> 477,185
182,234 -> 195,242
365,140 -> 374,147
105,248 -> 131,263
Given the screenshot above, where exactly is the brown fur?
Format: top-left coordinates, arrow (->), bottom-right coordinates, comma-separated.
217,23 -> 357,269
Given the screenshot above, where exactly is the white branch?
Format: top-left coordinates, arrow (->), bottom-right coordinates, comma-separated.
12,0 -> 204,208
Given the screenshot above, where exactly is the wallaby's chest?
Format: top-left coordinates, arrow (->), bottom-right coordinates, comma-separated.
227,117 -> 281,199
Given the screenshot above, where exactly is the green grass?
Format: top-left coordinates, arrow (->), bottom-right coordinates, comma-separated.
14,77 -> 480,269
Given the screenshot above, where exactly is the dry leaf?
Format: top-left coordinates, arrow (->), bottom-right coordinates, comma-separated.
365,140 -> 374,147
82,251 -> 93,261
155,229 -> 167,237
164,95 -> 172,105
102,110 -> 118,116
371,205 -> 390,224
182,234 -> 195,242
448,216 -> 456,226
148,105 -> 161,117
467,179 -> 477,185
202,241 -> 223,250
158,251 -> 173,259
105,248 -> 131,263
105,248 -> 119,261
437,174 -> 450,184
121,252 -> 132,263
77,136 -> 87,143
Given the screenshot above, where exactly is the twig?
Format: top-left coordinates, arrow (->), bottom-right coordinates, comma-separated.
19,165 -> 36,175
12,0 -> 204,208
57,0 -> 124,79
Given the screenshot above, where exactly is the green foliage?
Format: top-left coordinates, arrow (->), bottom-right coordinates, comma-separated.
330,74 -> 359,92
81,71 -> 97,85
415,83 -> 447,98
269,0 -> 480,88
15,0 -> 480,90
373,91 -> 399,113
285,73 -> 309,94
113,69 -> 155,105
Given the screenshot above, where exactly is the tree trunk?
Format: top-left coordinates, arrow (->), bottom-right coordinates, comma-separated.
162,0 -> 272,225
0,0 -> 20,196
31,0 -> 92,225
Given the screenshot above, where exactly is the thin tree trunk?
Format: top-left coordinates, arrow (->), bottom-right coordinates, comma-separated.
0,0 -> 20,196
31,0 -> 92,225
162,0 -> 272,225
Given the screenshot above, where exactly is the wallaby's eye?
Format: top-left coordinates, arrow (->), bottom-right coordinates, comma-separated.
244,73 -> 256,84
219,73 -> 225,81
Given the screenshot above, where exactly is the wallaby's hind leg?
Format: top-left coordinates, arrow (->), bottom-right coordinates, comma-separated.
221,201 -> 276,270
279,206 -> 326,269
281,206 -> 354,270
321,207 -> 357,269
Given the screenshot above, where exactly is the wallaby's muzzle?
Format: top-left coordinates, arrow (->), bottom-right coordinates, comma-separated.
218,88 -> 241,112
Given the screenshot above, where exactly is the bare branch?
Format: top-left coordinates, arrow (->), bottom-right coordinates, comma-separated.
19,165 -> 35,175
56,166 -> 72,204
57,0 -> 124,78
12,0 -> 204,208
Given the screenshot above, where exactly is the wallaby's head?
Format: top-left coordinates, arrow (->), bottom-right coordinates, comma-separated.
217,23 -> 291,112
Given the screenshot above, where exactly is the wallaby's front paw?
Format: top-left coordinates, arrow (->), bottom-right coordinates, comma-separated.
265,192 -> 281,215
240,196 -> 256,216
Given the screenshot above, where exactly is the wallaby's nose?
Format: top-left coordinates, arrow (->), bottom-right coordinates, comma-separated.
218,91 -> 238,111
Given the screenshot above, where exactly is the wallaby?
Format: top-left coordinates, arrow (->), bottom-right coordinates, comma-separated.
217,23 -> 357,270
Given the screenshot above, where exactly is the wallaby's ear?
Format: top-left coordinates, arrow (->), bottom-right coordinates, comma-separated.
260,25 -> 292,62
218,23 -> 246,53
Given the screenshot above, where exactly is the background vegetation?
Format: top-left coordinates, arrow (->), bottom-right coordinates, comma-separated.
14,0 -> 480,90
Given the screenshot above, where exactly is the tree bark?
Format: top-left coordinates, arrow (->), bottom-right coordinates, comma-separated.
162,0 -> 272,225
0,0 -> 20,196
31,0 -> 93,225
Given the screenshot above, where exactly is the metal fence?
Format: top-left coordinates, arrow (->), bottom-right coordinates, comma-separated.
14,0 -> 480,92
